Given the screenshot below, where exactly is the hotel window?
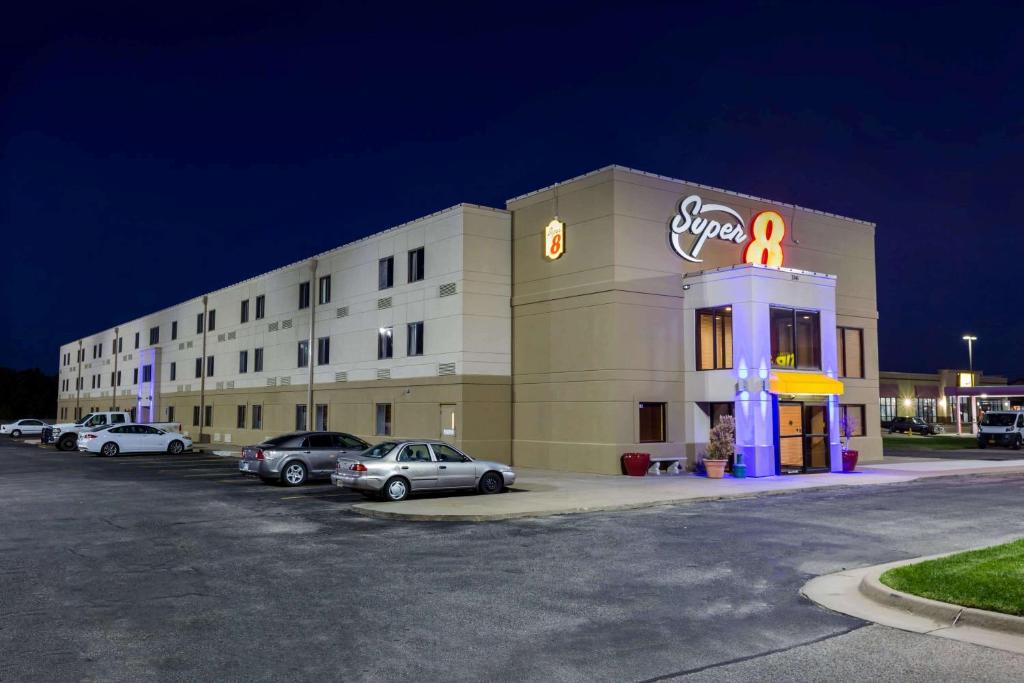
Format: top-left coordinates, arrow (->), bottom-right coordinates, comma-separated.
195,357 -> 202,379
240,299 -> 250,324
639,402 -> 666,443
167,406 -> 175,422
837,327 -> 864,378
149,326 -> 159,345
133,368 -> 139,385
252,404 -> 263,430
375,403 -> 392,436
207,310 -> 216,331
237,405 -> 246,429
116,371 -> 122,386
915,398 -> 936,422
171,321 -> 178,340
880,397 -> 896,423
839,404 -> 866,436
206,355 -> 215,377
254,347 -> 264,372
255,295 -> 265,320
315,404 -> 328,431
170,362 -> 176,381
379,256 -> 394,290
297,340 -> 309,368
298,281 -> 311,309
318,275 -> 331,305
770,307 -> 821,370
196,313 -> 204,334
134,332 -> 140,349
710,402 -> 734,427
118,337 -> 123,353
695,306 -> 733,370
407,321 -> 424,356
142,365 -> 153,383
317,337 -> 330,365
408,247 -> 425,283
377,327 -> 393,359
239,350 -> 248,374
130,407 -> 137,422
295,404 -> 308,431
205,405 -> 213,427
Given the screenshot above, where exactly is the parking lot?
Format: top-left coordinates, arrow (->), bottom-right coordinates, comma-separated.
3,436 -> 1024,682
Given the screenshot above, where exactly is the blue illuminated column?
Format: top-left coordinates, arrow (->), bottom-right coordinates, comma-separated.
732,300 -> 775,477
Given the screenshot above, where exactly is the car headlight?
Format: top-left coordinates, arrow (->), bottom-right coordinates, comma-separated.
53,428 -> 61,435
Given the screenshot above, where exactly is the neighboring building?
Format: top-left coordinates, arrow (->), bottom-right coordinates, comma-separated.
57,165 -> 882,476
879,369 -> 1012,430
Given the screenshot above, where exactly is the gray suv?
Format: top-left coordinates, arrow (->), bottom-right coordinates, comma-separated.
239,431 -> 370,486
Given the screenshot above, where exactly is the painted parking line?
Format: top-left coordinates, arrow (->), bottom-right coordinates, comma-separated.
280,490 -> 353,500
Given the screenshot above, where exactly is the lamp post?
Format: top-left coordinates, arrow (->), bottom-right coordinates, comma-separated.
962,334 -> 977,373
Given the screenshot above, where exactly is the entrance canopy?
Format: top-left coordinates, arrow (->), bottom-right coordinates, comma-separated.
768,371 -> 844,396
942,386 -> 1024,398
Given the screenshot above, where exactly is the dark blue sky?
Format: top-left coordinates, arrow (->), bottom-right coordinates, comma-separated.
2,1 -> 1022,376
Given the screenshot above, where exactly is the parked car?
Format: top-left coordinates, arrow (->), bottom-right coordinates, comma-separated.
45,411 -> 181,451
1,419 -> 49,438
239,431 -> 371,486
887,417 -> 943,435
331,440 -> 516,502
77,423 -> 193,456
977,411 -> 1024,449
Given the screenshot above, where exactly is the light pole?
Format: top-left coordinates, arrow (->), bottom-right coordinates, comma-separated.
962,334 -> 977,373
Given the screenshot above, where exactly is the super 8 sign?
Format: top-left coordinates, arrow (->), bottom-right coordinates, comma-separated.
545,219 -> 565,260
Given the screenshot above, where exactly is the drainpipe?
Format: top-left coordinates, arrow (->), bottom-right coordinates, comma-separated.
112,327 -> 119,411
199,295 -> 208,442
307,258 -> 318,430
75,340 -> 82,419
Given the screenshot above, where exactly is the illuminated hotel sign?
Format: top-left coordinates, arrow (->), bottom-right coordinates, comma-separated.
958,372 -> 974,388
670,195 -> 786,267
544,218 -> 565,260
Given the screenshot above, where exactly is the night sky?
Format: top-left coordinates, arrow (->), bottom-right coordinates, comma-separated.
2,1 -> 1022,377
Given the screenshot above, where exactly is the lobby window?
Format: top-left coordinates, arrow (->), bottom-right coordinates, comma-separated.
317,337 -> 330,365
255,295 -> 265,320
170,362 -> 176,381
298,281 -> 310,309
208,310 -> 216,331
254,347 -> 264,372
915,398 -> 936,422
315,404 -> 328,431
375,403 -> 392,436
295,404 -> 308,431
196,313 -> 204,334
239,350 -> 248,374
297,340 -> 309,368
408,247 -> 425,283
142,365 -> 153,383
695,306 -> 733,370
407,321 -> 424,356
377,327 -> 393,359
770,307 -> 821,370
252,404 -> 263,430
839,404 -> 866,436
171,321 -> 178,341
149,326 -> 159,345
237,405 -> 246,429
837,327 -> 864,378
379,256 -> 394,290
639,402 -> 666,443
240,299 -> 250,324
195,357 -> 202,379
205,405 -> 213,427
318,275 -> 331,305
206,355 -> 215,377
880,397 -> 896,423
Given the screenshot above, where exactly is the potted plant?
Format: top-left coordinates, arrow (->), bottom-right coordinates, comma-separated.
840,412 -> 859,472
702,415 -> 735,479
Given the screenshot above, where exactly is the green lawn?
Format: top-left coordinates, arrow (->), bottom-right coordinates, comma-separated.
882,434 -> 977,451
880,539 -> 1024,616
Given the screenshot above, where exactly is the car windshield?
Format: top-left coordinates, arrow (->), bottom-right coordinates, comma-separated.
362,442 -> 398,459
77,413 -> 94,425
981,413 -> 1018,427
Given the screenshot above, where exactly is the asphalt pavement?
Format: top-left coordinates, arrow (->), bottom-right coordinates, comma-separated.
1,437 -> 1023,682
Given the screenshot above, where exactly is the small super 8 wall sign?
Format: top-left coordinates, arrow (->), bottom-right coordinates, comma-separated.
545,218 -> 565,260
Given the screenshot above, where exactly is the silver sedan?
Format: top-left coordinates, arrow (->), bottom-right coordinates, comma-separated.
331,440 -> 516,502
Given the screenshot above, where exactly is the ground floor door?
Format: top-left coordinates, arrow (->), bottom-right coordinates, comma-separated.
778,402 -> 830,474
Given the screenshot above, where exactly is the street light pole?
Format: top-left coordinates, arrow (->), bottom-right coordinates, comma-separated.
962,334 -> 977,373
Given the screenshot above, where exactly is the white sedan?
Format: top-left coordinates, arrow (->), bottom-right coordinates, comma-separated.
78,423 -> 193,456
1,419 -> 49,438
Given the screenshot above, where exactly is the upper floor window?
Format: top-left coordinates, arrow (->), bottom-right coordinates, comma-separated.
133,368 -> 139,384
407,321 -> 424,356
195,357 -> 202,379
142,365 -> 153,383
408,247 -> 425,283
696,307 -> 733,370
206,355 -> 215,377
770,307 -> 821,370
118,337 -> 123,353
837,327 -> 864,378
149,326 -> 159,345
317,337 -> 330,365
240,299 -> 250,324
134,332 -> 140,349
254,347 -> 264,372
378,327 -> 393,359
297,340 -> 309,368
318,275 -> 331,305
170,362 -> 176,381
298,281 -> 310,309
208,310 -> 216,331
255,295 -> 265,320
196,313 -> 204,334
171,321 -> 178,340
379,256 -> 394,290
239,350 -> 248,374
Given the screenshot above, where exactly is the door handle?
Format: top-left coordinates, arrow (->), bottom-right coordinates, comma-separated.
438,465 -> 447,469
401,466 -> 409,470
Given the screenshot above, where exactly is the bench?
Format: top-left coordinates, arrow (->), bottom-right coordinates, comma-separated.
647,456 -> 686,475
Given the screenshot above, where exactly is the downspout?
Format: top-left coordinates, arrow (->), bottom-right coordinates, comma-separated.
75,340 -> 82,418
199,295 -> 208,442
112,327 -> 119,411
508,211 -> 516,467
307,258 -> 318,430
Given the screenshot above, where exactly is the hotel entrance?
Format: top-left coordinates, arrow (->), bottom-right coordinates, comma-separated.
777,401 -> 830,474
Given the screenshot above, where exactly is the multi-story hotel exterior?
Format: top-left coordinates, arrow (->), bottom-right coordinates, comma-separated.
57,166 -> 882,475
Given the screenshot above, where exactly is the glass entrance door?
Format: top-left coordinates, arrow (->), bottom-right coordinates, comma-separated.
778,402 -> 830,474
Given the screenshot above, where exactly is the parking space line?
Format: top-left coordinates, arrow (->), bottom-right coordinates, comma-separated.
280,491 -> 352,500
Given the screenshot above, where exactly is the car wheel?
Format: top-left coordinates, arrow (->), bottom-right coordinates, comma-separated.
58,435 -> 76,451
167,440 -> 184,455
1013,436 -> 1022,451
281,461 -> 307,486
382,477 -> 410,502
101,442 -> 119,457
10,429 -> 21,438
478,471 -> 504,494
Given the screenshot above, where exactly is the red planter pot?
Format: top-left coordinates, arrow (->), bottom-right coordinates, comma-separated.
622,452 -> 651,476
842,449 -> 859,472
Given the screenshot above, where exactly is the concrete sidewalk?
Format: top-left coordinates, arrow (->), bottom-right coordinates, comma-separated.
351,458 -> 1024,521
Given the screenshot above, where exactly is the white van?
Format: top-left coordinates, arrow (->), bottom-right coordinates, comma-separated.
977,411 -> 1024,449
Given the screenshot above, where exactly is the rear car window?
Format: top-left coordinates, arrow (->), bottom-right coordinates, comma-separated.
363,442 -> 397,459
307,434 -> 333,448
262,434 -> 301,447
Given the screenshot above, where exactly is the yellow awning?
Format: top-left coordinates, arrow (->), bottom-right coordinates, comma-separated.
768,371 -> 844,396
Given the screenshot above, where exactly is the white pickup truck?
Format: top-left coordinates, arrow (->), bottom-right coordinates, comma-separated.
44,412 -> 182,451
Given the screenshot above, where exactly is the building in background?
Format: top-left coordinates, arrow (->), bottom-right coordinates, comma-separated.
879,369 -> 1019,433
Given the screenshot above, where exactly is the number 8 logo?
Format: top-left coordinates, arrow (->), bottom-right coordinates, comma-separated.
742,210 -> 786,267
550,233 -> 561,256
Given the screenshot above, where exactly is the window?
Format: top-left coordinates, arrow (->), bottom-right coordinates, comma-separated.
170,362 -> 176,381
408,247 -> 425,283
255,295 -> 265,320
318,275 -> 331,305
206,355 -> 214,377
770,307 -> 821,369
295,404 -> 308,431
195,357 -> 203,379
916,398 -> 936,422
252,404 -> 263,430
149,326 -> 159,345
167,406 -> 175,422
237,405 -> 246,429
197,313 -> 204,334
204,405 -> 213,427
110,372 -> 115,386
407,322 -> 424,356
118,337 -> 123,353
134,332 -> 140,349
837,327 -> 864,378
696,307 -> 733,370
839,404 -> 866,437
317,337 -> 330,365
171,321 -> 178,340
254,347 -> 264,372
142,365 -> 153,383
375,403 -> 392,435
709,402 -> 734,427
116,371 -> 122,386
240,299 -> 249,323
298,281 -> 310,309
377,327 -> 393,359
133,368 -> 139,385
239,350 -> 248,374
297,340 -> 309,368
432,444 -> 468,463
399,444 -> 432,462
378,256 -> 394,290
130,407 -> 137,422
639,402 -> 666,442
208,310 -> 216,331
315,404 -> 328,431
